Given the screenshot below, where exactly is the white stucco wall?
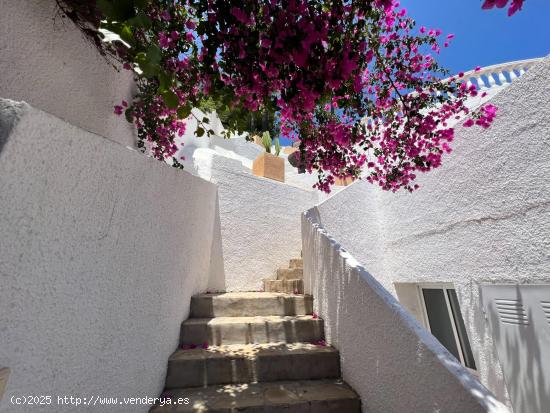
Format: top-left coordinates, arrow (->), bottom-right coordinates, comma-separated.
308,55 -> 550,408
0,0 -> 136,147
202,153 -> 318,291
302,210 -> 509,413
0,100 -> 223,412
177,124 -> 326,290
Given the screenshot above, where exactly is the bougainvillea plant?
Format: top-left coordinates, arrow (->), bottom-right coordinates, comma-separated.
77,0 -> 508,192
482,0 -> 524,16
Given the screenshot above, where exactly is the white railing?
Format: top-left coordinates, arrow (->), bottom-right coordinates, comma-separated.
459,58 -> 543,90
391,57 -> 544,123
362,57 -> 544,123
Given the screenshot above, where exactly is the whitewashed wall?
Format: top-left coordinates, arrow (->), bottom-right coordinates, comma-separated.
302,210 -> 509,413
0,100 -> 223,413
200,153 -> 318,292
0,0 -> 322,296
308,55 -> 550,407
0,0 -> 136,147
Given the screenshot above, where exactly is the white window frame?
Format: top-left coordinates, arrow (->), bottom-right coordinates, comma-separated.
417,283 -> 476,373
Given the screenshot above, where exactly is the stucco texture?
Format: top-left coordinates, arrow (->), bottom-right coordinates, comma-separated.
0,0 -> 136,147
0,100 -> 222,412
207,155 -> 317,292
309,55 -> 550,408
302,211 -> 509,413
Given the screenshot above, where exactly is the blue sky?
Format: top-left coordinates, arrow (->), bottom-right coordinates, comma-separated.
400,0 -> 550,74
279,1 -> 549,144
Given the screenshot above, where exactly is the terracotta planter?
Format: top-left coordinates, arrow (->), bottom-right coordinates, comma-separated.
252,152 -> 285,182
335,176 -> 355,186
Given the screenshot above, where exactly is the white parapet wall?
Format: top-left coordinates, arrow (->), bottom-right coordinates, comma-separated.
302,209 -> 510,413
196,151 -> 318,292
305,54 -> 550,408
0,99 -> 224,413
0,0 -> 136,147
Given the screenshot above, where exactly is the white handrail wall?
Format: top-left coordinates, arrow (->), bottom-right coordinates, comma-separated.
302,209 -> 509,413
0,100 -> 223,413
307,54 -> 550,410
457,58 -> 542,90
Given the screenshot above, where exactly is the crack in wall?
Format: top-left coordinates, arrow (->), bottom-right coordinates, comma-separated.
387,200 -> 550,246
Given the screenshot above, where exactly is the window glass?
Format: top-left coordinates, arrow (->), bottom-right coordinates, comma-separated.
422,288 -> 461,361
447,289 -> 477,369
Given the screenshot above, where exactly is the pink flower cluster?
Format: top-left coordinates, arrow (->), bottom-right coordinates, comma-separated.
464,104 -> 498,128
112,0 -> 497,192
205,0 -> 497,192
482,0 -> 524,16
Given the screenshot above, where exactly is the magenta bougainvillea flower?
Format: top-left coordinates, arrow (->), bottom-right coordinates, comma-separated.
107,0 -> 501,192
482,0 -> 524,16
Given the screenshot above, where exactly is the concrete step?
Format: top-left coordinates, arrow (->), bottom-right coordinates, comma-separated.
180,315 -> 323,346
264,279 -> 304,294
276,267 -> 303,280
166,342 -> 340,389
151,379 -> 360,413
190,292 -> 312,318
289,258 -> 303,269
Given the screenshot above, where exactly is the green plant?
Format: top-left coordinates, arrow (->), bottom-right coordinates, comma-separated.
198,97 -> 279,139
261,131 -> 272,153
274,138 -> 281,156
59,0 -> 498,192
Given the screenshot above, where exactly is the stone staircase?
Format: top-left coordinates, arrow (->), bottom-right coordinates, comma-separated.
263,257 -> 305,294
151,279 -> 361,412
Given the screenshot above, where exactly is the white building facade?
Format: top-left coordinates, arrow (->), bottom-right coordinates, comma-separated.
1,1 -> 549,412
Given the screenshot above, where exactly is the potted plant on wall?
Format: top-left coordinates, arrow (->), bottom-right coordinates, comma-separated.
335,176 -> 356,186
252,131 -> 285,182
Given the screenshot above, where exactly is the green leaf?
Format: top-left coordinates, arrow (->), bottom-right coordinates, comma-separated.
162,91 -> 179,109
202,117 -> 210,123
134,51 -> 147,64
177,105 -> 191,119
157,71 -> 173,94
135,52 -> 160,78
97,0 -> 134,21
134,0 -> 152,9
124,107 -> 134,123
119,24 -> 133,44
196,127 -> 205,137
146,44 -> 162,65
128,12 -> 151,29
112,0 -> 135,21
141,63 -> 160,78
97,0 -> 115,19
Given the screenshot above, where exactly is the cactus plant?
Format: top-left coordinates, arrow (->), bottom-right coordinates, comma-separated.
261,131 -> 272,153
274,137 -> 281,156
